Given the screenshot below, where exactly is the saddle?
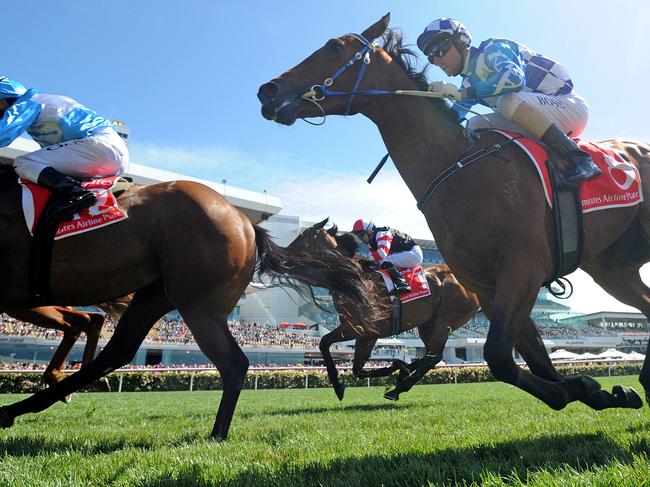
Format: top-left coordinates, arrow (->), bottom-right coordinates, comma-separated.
0,167 -> 132,306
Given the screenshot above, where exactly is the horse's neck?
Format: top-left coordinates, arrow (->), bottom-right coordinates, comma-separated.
362,75 -> 467,199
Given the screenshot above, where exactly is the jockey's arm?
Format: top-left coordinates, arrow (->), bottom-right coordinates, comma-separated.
370,229 -> 393,262
0,98 -> 41,148
464,41 -> 525,100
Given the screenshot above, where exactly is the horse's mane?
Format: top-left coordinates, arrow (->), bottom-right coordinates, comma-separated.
381,29 -> 461,125
328,224 -> 359,258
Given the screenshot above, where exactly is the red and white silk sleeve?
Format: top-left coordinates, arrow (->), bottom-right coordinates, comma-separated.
371,229 -> 393,261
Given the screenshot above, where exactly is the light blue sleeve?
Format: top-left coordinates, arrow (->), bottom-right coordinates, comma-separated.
0,98 -> 41,147
470,40 -> 525,98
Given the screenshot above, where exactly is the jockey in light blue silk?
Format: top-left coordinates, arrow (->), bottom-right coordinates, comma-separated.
417,18 -> 601,185
0,76 -> 129,219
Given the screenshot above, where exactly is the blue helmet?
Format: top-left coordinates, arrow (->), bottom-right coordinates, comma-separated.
0,76 -> 27,99
417,18 -> 472,55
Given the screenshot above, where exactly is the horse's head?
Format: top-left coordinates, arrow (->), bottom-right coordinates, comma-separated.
287,217 -> 338,253
258,14 -> 394,125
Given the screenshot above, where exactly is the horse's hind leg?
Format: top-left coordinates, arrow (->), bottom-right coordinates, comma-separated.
582,256 -> 650,407
385,320 -> 448,401
0,281 -> 172,429
6,306 -> 97,389
179,305 -> 248,441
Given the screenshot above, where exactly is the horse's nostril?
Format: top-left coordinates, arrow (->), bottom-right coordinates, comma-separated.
259,81 -> 280,100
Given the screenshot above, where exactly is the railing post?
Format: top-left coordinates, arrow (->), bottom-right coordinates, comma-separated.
454,368 -> 458,384
305,373 -> 309,389
189,371 -> 195,392
118,373 -> 124,393
254,375 -> 258,390
367,377 -> 370,388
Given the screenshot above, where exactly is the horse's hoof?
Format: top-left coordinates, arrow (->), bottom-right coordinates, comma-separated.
612,385 -> 643,409
60,394 -> 72,404
384,389 -> 400,401
334,383 -> 345,401
0,408 -> 14,428
90,378 -> 110,393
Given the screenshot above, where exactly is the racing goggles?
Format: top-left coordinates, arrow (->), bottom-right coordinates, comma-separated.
427,39 -> 454,61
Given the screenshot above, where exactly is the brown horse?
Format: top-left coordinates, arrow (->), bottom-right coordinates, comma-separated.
0,169 -> 373,440
287,218 -> 479,401
258,14 -> 650,411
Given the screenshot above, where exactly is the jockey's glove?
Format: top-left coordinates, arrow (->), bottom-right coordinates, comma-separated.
427,81 -> 462,100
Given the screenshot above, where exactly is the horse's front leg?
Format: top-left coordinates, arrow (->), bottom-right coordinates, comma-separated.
517,316 -> 641,410
319,327 -> 357,401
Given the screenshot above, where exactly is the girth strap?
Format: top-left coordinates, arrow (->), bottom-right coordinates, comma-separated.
417,138 -> 518,210
391,297 -> 402,336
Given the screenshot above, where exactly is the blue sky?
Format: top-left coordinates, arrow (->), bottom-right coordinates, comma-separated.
7,1 -> 650,313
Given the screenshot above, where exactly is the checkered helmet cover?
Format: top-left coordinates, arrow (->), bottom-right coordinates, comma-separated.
417,18 -> 472,54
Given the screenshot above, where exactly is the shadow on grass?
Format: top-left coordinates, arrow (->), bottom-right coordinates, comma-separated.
140,432 -> 647,487
237,402 -> 410,419
0,403 -> 411,457
0,433 -> 200,457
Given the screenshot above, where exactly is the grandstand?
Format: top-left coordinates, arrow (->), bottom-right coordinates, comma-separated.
0,134 -> 647,368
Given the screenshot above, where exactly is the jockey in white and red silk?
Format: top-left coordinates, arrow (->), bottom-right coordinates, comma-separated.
417,18 -> 601,185
351,219 -> 423,295
0,75 -> 129,220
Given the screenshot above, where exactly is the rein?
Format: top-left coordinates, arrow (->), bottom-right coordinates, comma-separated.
299,33 -> 486,126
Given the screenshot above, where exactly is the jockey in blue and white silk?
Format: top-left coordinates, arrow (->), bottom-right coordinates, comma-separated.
0,76 -> 128,182
0,75 -> 129,217
417,18 -> 601,184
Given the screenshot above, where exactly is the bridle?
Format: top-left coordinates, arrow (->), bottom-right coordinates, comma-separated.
299,33 -> 396,124
298,32 -> 483,126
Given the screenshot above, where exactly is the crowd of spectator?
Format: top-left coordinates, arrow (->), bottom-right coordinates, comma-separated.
0,313 -> 632,356
0,314 -> 349,351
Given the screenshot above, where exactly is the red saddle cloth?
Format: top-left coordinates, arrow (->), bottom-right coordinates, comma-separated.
495,130 -> 643,212
20,176 -> 128,240
378,265 -> 431,304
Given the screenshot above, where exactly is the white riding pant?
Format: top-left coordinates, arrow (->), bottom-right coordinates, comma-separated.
12,129 -> 128,183
383,245 -> 424,269
467,91 -> 589,138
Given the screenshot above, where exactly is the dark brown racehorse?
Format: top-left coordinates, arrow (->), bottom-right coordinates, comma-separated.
0,171 -> 372,440
287,218 -> 479,401
258,14 -> 650,411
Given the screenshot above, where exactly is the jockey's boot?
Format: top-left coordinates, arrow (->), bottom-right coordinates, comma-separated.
540,124 -> 601,185
381,261 -> 411,295
37,167 -> 97,221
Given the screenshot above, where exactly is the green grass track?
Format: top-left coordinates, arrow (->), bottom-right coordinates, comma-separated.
0,376 -> 648,486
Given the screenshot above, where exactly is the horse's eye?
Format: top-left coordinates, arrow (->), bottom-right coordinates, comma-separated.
327,39 -> 343,52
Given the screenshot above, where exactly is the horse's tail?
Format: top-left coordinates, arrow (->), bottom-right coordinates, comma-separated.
253,224 -> 375,313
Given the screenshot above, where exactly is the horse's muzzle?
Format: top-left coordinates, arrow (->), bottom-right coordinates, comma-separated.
257,79 -> 301,125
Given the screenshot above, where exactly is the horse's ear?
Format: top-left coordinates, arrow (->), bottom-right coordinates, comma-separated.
361,13 -> 390,42
314,217 -> 329,230
327,224 -> 338,236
